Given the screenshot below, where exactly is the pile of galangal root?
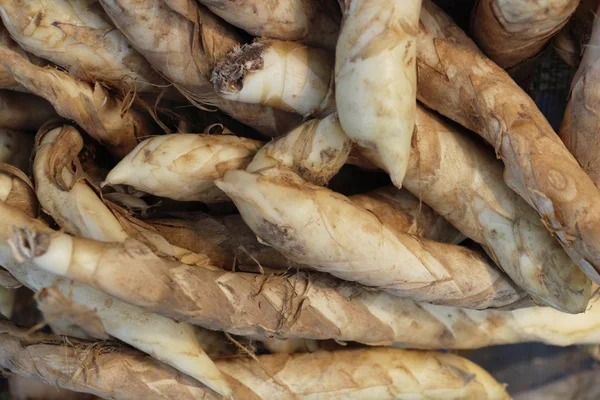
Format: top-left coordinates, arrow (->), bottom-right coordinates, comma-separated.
0,0 -> 599,398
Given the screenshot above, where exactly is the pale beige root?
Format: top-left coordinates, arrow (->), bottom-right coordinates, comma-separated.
147,213 -> 292,270
514,370 -> 600,400
246,114 -> 351,185
99,0 -> 301,137
470,0 -> 579,72
16,225 -> 600,349
0,46 -> 154,158
212,40 -> 335,117
216,168 -> 522,307
33,124 -> 211,265
0,90 -> 57,132
349,187 -> 466,245
553,26 -> 581,66
9,375 -> 98,400
417,0 -> 600,284
0,285 -> 14,318
0,322 -> 225,400
0,130 -> 34,171
560,13 -> 600,188
197,0 -> 340,50
0,205 -> 231,396
260,338 -> 319,354
0,322 -> 510,400
335,0 -> 421,188
105,133 -> 262,202
0,0 -> 166,93
217,348 -> 510,400
362,106 -> 591,313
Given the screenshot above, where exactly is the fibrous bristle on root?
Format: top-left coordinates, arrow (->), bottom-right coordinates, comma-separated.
211,42 -> 267,94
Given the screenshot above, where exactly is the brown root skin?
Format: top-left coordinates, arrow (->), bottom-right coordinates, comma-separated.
212,42 -> 267,95
418,0 -> 600,284
470,0 -> 579,70
0,321 -> 509,400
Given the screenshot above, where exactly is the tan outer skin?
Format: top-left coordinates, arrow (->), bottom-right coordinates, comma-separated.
0,0 -> 165,93
197,0 -> 341,50
560,10 -> 600,188
350,187 -> 466,245
398,107 -> 589,313
417,0 -> 600,284
335,0 -> 421,187
0,322 -> 510,400
208,35 -> 587,311
212,40 -> 336,117
99,0 -> 301,137
14,229 -> 600,349
215,168 -> 522,308
471,0 -> 579,70
0,45 -> 154,158
0,204 -> 232,396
